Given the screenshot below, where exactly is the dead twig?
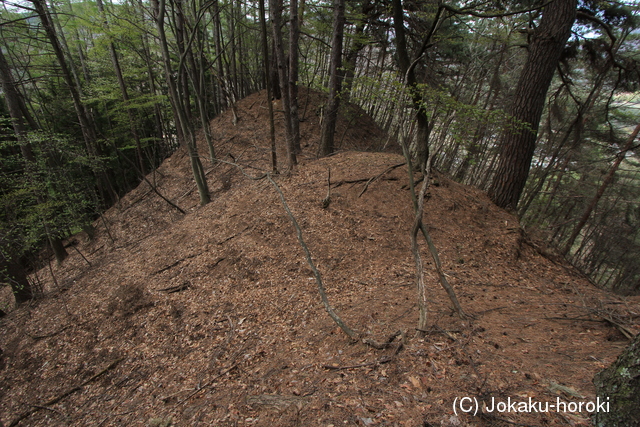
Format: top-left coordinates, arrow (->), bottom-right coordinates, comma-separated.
157,281 -> 191,293
547,315 -> 635,340
9,358 -> 124,427
323,355 -> 393,370
218,226 -> 250,245
401,139 -> 468,323
179,364 -> 237,405
153,253 -> 198,275
362,330 -> 403,350
267,174 -> 359,341
358,162 -> 405,197
322,167 -> 331,208
25,323 -> 79,340
114,147 -> 185,215
69,244 -> 91,267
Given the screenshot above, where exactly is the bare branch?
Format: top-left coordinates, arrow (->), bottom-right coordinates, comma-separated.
576,10 -> 616,44
441,1 -> 552,19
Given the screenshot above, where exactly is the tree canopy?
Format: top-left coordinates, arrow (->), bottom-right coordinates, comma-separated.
1,0 -> 639,301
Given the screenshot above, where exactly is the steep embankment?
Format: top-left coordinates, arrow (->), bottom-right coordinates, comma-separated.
1,89 -> 639,427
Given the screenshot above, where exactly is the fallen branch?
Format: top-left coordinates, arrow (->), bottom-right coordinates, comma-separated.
70,244 -> 91,267
323,355 -> 392,370
332,176 -> 399,189
218,227 -> 249,245
26,324 -> 73,340
267,174 -> 359,341
215,160 -> 394,349
547,315 -> 636,340
358,162 -> 405,197
363,330 -> 403,350
157,281 -> 191,293
601,317 -> 635,340
401,141 -> 468,323
114,147 -> 185,215
332,178 -> 370,187
9,358 -> 124,427
153,253 -> 198,275
178,364 -> 237,404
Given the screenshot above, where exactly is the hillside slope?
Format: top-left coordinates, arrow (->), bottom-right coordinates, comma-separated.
1,89 -> 639,427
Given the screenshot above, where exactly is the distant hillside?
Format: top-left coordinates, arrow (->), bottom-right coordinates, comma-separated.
1,89 -> 639,427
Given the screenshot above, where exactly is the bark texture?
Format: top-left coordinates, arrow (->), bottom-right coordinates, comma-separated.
318,0 -> 345,157
488,0 -> 577,210
391,0 -> 433,172
270,0 -> 296,168
593,333 -> 640,427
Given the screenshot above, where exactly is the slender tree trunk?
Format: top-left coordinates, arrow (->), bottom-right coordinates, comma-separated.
96,0 -> 147,176
65,0 -> 91,84
289,0 -> 301,152
318,0 -> 345,157
392,0 -> 439,172
229,0 -> 238,99
31,0 -> 117,207
152,0 -> 210,205
270,0 -> 296,168
0,253 -> 33,304
137,20 -> 168,159
0,47 -> 68,271
212,1 -> 225,110
182,3 -> 216,162
341,1 -> 370,104
488,0 -> 577,210
259,0 -> 278,173
561,122 -> 640,255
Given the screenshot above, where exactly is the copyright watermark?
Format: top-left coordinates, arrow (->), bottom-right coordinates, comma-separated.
453,396 -> 610,416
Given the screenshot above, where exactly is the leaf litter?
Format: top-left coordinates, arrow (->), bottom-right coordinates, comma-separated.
1,89 -> 639,427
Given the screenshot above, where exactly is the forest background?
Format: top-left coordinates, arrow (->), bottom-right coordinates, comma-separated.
0,0 -> 639,303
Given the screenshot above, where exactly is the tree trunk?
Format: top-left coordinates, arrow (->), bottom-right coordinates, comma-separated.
289,0 -> 301,153
31,0 -> 117,207
488,0 -> 577,210
391,0 -> 436,172
341,0 -> 371,104
229,0 -> 238,100
318,0 -> 345,157
259,0 -> 278,173
96,0 -> 147,176
593,332 -> 640,427
212,1 -> 226,110
0,46 -> 69,271
269,0 -> 296,168
0,253 -> 33,304
153,0 -> 210,205
138,26 -> 168,160
181,2 -> 216,163
561,122 -> 640,255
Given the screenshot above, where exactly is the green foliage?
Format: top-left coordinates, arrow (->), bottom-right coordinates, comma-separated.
0,132 -> 98,259
0,0 -> 637,294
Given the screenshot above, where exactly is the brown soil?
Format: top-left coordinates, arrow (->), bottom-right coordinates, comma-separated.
1,89 -> 639,427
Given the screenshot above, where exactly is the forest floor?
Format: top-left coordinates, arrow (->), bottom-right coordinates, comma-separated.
1,89 -> 640,427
